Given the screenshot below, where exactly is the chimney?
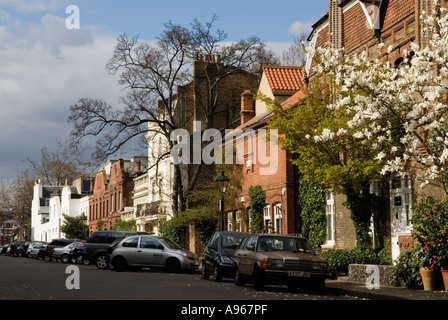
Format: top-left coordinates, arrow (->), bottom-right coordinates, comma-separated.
240,90 -> 254,125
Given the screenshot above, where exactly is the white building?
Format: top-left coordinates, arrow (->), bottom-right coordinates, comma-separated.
31,179 -> 90,242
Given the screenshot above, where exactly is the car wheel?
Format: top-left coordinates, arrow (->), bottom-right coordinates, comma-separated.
213,264 -> 222,282
234,267 -> 245,286
201,262 -> 209,280
44,255 -> 51,262
253,265 -> 264,291
61,254 -> 70,264
95,254 -> 109,270
165,258 -> 181,273
112,257 -> 126,272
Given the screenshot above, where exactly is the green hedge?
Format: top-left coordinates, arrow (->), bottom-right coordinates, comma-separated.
321,247 -> 392,279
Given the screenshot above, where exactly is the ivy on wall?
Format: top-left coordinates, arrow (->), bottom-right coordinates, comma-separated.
298,177 -> 327,251
248,185 -> 266,233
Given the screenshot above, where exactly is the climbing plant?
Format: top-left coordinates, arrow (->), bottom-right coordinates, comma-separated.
248,185 -> 265,233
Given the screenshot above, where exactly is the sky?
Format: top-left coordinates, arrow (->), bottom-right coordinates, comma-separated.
0,0 -> 328,181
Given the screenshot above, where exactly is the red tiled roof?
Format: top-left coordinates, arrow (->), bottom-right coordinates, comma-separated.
263,66 -> 304,95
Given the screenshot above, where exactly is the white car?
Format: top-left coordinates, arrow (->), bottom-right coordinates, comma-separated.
109,235 -> 199,273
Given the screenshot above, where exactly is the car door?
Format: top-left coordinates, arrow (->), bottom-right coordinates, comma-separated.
204,233 -> 219,273
235,235 -> 257,275
136,237 -> 165,267
120,237 -> 140,265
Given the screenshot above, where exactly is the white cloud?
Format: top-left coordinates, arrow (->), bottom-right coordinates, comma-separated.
288,20 -> 313,37
0,14 -> 121,179
0,0 -> 67,14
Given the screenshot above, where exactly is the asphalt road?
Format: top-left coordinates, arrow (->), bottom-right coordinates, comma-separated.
0,254 -> 363,317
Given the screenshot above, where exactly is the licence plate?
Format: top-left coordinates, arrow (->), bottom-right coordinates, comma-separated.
288,271 -> 310,277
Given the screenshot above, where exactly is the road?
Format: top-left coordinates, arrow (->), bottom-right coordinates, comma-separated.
0,255 -> 363,316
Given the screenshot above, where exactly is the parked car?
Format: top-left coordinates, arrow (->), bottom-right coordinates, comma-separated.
44,239 -> 79,262
1,244 -> 11,255
37,243 -> 48,260
9,241 -> 26,257
109,235 -> 199,273
233,234 -> 329,292
69,242 -> 88,264
201,231 -> 247,281
27,242 -> 46,259
52,242 -> 82,263
83,230 -> 148,270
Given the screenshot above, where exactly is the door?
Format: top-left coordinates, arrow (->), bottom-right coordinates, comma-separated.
390,174 -> 413,262
136,237 -> 165,267
235,235 -> 257,275
204,233 -> 219,273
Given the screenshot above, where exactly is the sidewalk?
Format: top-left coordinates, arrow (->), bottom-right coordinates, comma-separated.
325,276 -> 448,300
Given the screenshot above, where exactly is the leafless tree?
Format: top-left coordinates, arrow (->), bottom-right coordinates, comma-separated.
282,33 -> 308,67
68,16 -> 278,214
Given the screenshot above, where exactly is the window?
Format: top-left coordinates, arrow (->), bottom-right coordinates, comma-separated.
242,236 -> 257,251
227,212 -> 233,231
263,205 -> 270,232
140,237 -> 162,249
122,237 -> 138,248
89,232 -> 107,243
326,193 -> 335,243
274,203 -> 282,234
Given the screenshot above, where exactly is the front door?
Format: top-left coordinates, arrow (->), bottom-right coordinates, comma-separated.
390,174 -> 413,263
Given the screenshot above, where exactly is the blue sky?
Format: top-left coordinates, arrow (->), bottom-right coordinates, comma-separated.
0,0 -> 328,181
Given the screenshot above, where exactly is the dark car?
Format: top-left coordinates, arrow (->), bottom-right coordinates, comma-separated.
69,242 -> 87,264
201,231 -> 247,282
9,241 -> 26,257
83,230 -> 148,269
37,243 -> 48,260
44,239 -> 79,262
233,234 -> 329,292
1,244 -> 11,255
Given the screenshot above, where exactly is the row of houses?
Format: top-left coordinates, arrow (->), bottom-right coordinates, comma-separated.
30,0 -> 436,263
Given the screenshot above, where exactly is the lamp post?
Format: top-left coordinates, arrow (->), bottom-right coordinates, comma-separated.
215,170 -> 230,231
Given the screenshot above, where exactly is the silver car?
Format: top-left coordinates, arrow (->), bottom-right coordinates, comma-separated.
110,235 -> 199,273
52,242 -> 81,263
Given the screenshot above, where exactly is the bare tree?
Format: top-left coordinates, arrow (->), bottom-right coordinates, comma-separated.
27,139 -> 87,186
68,16 -> 278,214
0,170 -> 35,240
282,33 -> 308,67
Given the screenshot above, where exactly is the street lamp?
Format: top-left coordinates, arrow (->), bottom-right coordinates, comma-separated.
215,170 -> 230,231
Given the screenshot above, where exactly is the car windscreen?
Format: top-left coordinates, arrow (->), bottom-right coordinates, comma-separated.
221,234 -> 245,249
257,236 -> 313,253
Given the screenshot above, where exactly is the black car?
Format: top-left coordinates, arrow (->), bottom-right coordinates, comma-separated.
1,244 -> 11,255
83,230 -> 148,269
9,241 -> 26,257
44,239 -> 79,262
201,231 -> 247,282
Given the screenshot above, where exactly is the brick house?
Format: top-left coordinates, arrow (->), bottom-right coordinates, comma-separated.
88,158 -> 144,235
306,0 -> 434,260
223,66 -> 305,235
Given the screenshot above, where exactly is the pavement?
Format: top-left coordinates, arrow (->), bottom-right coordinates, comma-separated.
325,276 -> 448,300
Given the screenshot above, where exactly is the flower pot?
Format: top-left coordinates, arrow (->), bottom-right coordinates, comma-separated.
420,267 -> 438,291
441,270 -> 448,292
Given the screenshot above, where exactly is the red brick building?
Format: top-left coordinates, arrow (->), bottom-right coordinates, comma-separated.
306,0 -> 429,258
223,66 -> 305,235
88,159 -> 141,234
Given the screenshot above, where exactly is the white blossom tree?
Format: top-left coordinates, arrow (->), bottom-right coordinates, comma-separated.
308,0 -> 448,194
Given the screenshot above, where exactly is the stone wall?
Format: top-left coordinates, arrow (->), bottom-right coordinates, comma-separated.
348,264 -> 397,287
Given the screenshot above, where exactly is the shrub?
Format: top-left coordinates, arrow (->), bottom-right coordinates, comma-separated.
321,247 -> 392,279
393,247 -> 423,289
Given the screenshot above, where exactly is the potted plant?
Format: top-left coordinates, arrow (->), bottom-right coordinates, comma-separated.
411,197 -> 448,291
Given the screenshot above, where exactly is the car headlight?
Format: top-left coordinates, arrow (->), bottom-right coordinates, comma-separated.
221,256 -> 232,263
312,261 -> 329,272
262,258 -> 284,269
